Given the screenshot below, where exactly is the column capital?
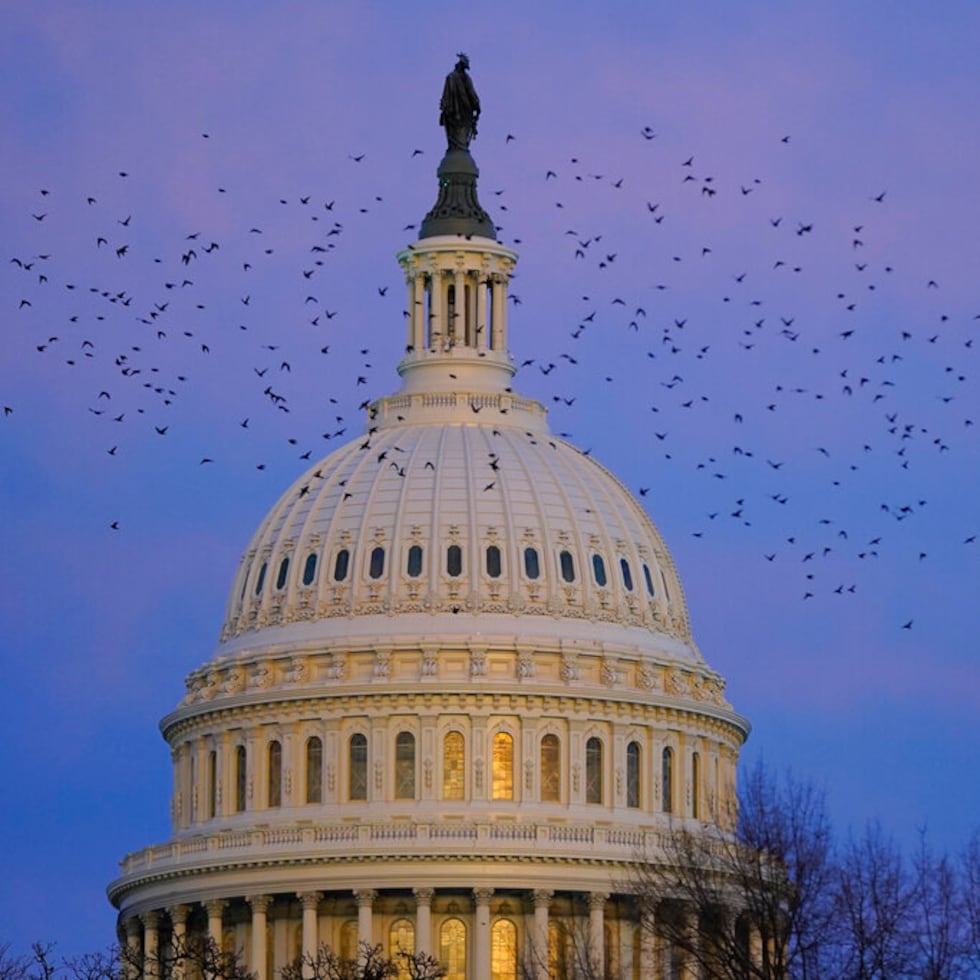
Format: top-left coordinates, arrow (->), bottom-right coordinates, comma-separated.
140,910 -> 160,930
298,891 -> 323,911
354,888 -> 377,908
247,894 -> 273,913
124,917 -> 142,939
532,889 -> 553,909
169,904 -> 191,926
588,891 -> 609,911
205,899 -> 227,918
413,887 -> 435,906
473,887 -> 494,906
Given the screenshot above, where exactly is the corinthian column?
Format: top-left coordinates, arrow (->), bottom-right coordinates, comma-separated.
298,892 -> 322,967
140,911 -> 159,979
472,888 -> 493,980
354,889 -> 377,948
531,890 -> 552,980
205,900 -> 226,948
413,888 -> 434,956
170,905 -> 190,980
248,895 -> 272,980
588,892 -> 608,977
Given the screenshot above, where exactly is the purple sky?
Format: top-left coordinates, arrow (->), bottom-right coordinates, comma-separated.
1,1 -> 977,959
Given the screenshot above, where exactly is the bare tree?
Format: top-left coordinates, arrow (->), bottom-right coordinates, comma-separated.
963,830 -> 980,974
279,942 -> 443,980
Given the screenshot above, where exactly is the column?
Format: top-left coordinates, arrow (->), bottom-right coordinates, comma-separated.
248,895 -> 272,980
476,277 -> 488,350
472,888 -> 493,980
205,899 -> 227,948
532,890 -> 552,980
123,917 -> 142,980
413,888 -> 434,956
749,922 -> 764,974
639,906 -> 657,980
453,269 -> 466,346
355,889 -> 377,948
430,271 -> 443,348
298,892 -> 322,966
412,276 -> 425,351
170,905 -> 190,979
141,911 -> 159,979
681,906 -> 699,980
490,277 -> 505,351
588,892 -> 608,978
467,274 -> 477,347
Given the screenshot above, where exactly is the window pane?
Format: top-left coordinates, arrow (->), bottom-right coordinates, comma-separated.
443,731 -> 465,800
559,550 -> 575,583
369,547 -> 385,579
254,562 -> 267,595
486,545 -> 502,578
492,732 -> 514,800
524,547 -> 540,579
447,544 -> 462,577
540,734 -> 560,802
621,558 -> 634,591
275,557 -> 289,590
350,734 -> 367,801
395,732 -> 416,799
627,741 -> 640,808
306,736 -> 322,804
440,919 -> 466,980
491,919 -> 517,980
662,747 -> 673,814
592,554 -> 607,586
390,919 -> 415,980
586,737 -> 602,804
334,549 -> 350,582
302,552 -> 317,585
268,741 -> 282,807
407,544 -> 423,578
235,746 -> 247,812
643,564 -> 655,597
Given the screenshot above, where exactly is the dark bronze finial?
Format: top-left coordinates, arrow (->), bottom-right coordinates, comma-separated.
440,53 -> 480,152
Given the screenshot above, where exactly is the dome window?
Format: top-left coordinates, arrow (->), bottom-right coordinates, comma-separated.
626,741 -> 641,808
406,544 -> 423,578
395,732 -> 416,799
334,549 -> 350,582
234,746 -> 247,813
643,563 -> 656,597
306,736 -> 322,804
254,562 -> 267,596
592,554 -> 607,587
486,545 -> 502,578
302,552 -> 317,586
369,547 -> 385,579
275,557 -> 290,591
662,747 -> 674,814
585,736 -> 603,804
349,734 -> 367,801
523,547 -> 540,580
267,740 -> 282,808
447,544 -> 462,577
620,558 -> 634,592
559,550 -> 575,583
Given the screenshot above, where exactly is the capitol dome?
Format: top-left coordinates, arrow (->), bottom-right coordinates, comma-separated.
109,76 -> 750,980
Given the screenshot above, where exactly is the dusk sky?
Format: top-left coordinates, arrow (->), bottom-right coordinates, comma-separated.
1,1 -> 977,959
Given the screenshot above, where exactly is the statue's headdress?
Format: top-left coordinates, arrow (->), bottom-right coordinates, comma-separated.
456,52 -> 470,69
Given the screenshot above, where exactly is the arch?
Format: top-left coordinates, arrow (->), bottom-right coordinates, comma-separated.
491,919 -> 518,980
439,918 -> 466,980
305,736 -> 322,804
627,740 -> 641,808
586,736 -> 603,804
492,731 -> 514,800
540,734 -> 560,802
349,733 -> 368,801
267,740 -> 282,807
234,745 -> 247,812
662,746 -> 674,814
442,730 -> 465,800
395,731 -> 416,799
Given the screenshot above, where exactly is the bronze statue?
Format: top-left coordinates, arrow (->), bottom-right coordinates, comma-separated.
440,53 -> 480,151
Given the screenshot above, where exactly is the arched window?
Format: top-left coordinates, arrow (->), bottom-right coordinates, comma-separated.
486,545 -> 502,578
692,751 -> 701,819
559,550 -> 575,582
548,921 -> 570,978
524,547 -> 540,579
439,919 -> 466,980
592,554 -> 607,586
268,740 -> 282,807
447,544 -> 462,577
306,736 -> 322,804
390,918 -> 415,977
254,562 -> 267,595
369,546 -> 385,579
662,747 -> 674,814
643,563 -> 656,597
540,734 -> 560,802
443,731 -> 465,800
235,745 -> 247,812
334,548 -> 350,582
207,750 -> 217,819
627,741 -> 641,808
302,552 -> 317,585
620,557 -> 634,591
395,732 -> 416,799
340,921 -> 358,960
275,557 -> 289,590
491,919 -> 518,980
349,734 -> 367,801
586,736 -> 603,804
406,544 -> 423,578
492,732 -> 514,800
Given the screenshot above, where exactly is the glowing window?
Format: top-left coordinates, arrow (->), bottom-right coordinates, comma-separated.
443,731 -> 465,800
369,546 -> 385,579
447,544 -> 462,577
235,745 -> 247,812
491,919 -> 518,980
643,563 -> 655,597
390,918 -> 415,978
662,747 -> 673,814
540,734 -> 560,802
621,558 -> 634,591
407,544 -> 423,578
275,557 -> 289,590
627,741 -> 641,808
395,732 -> 416,799
254,562 -> 267,595
340,921 -> 358,961
559,550 -> 575,583
549,920 -> 569,978
302,552 -> 317,585
306,736 -> 322,804
334,549 -> 350,581
586,737 -> 603,804
486,545 -> 502,578
492,732 -> 514,800
440,919 -> 466,980
349,734 -> 367,801
524,547 -> 540,579
268,740 -> 282,808
592,554 -> 607,586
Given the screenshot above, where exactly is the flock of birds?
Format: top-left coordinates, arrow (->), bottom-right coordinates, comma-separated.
4,120 -> 976,630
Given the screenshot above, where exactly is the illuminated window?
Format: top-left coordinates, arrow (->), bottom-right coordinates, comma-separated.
207,750 -> 216,819
369,546 -> 385,579
440,919 -> 466,980
334,548 -> 350,582
592,554 -> 607,586
395,732 -> 416,799
443,731 -> 465,800
524,547 -> 540,579
692,751 -> 701,819
486,544 -> 502,578
621,557 -> 634,591
275,557 -> 289,590
491,919 -> 518,980
235,745 -> 247,812
540,734 -> 560,802
662,747 -> 673,814
306,736 -> 322,804
302,552 -> 317,585
586,737 -> 603,804
627,741 -> 641,808
254,562 -> 267,595
548,920 -> 569,978
492,732 -> 514,800
559,550 -> 575,582
447,544 -> 462,577
407,544 -> 423,577
268,740 -> 282,807
643,563 -> 655,597
340,921 -> 358,960
349,734 -> 367,801
390,919 -> 415,979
